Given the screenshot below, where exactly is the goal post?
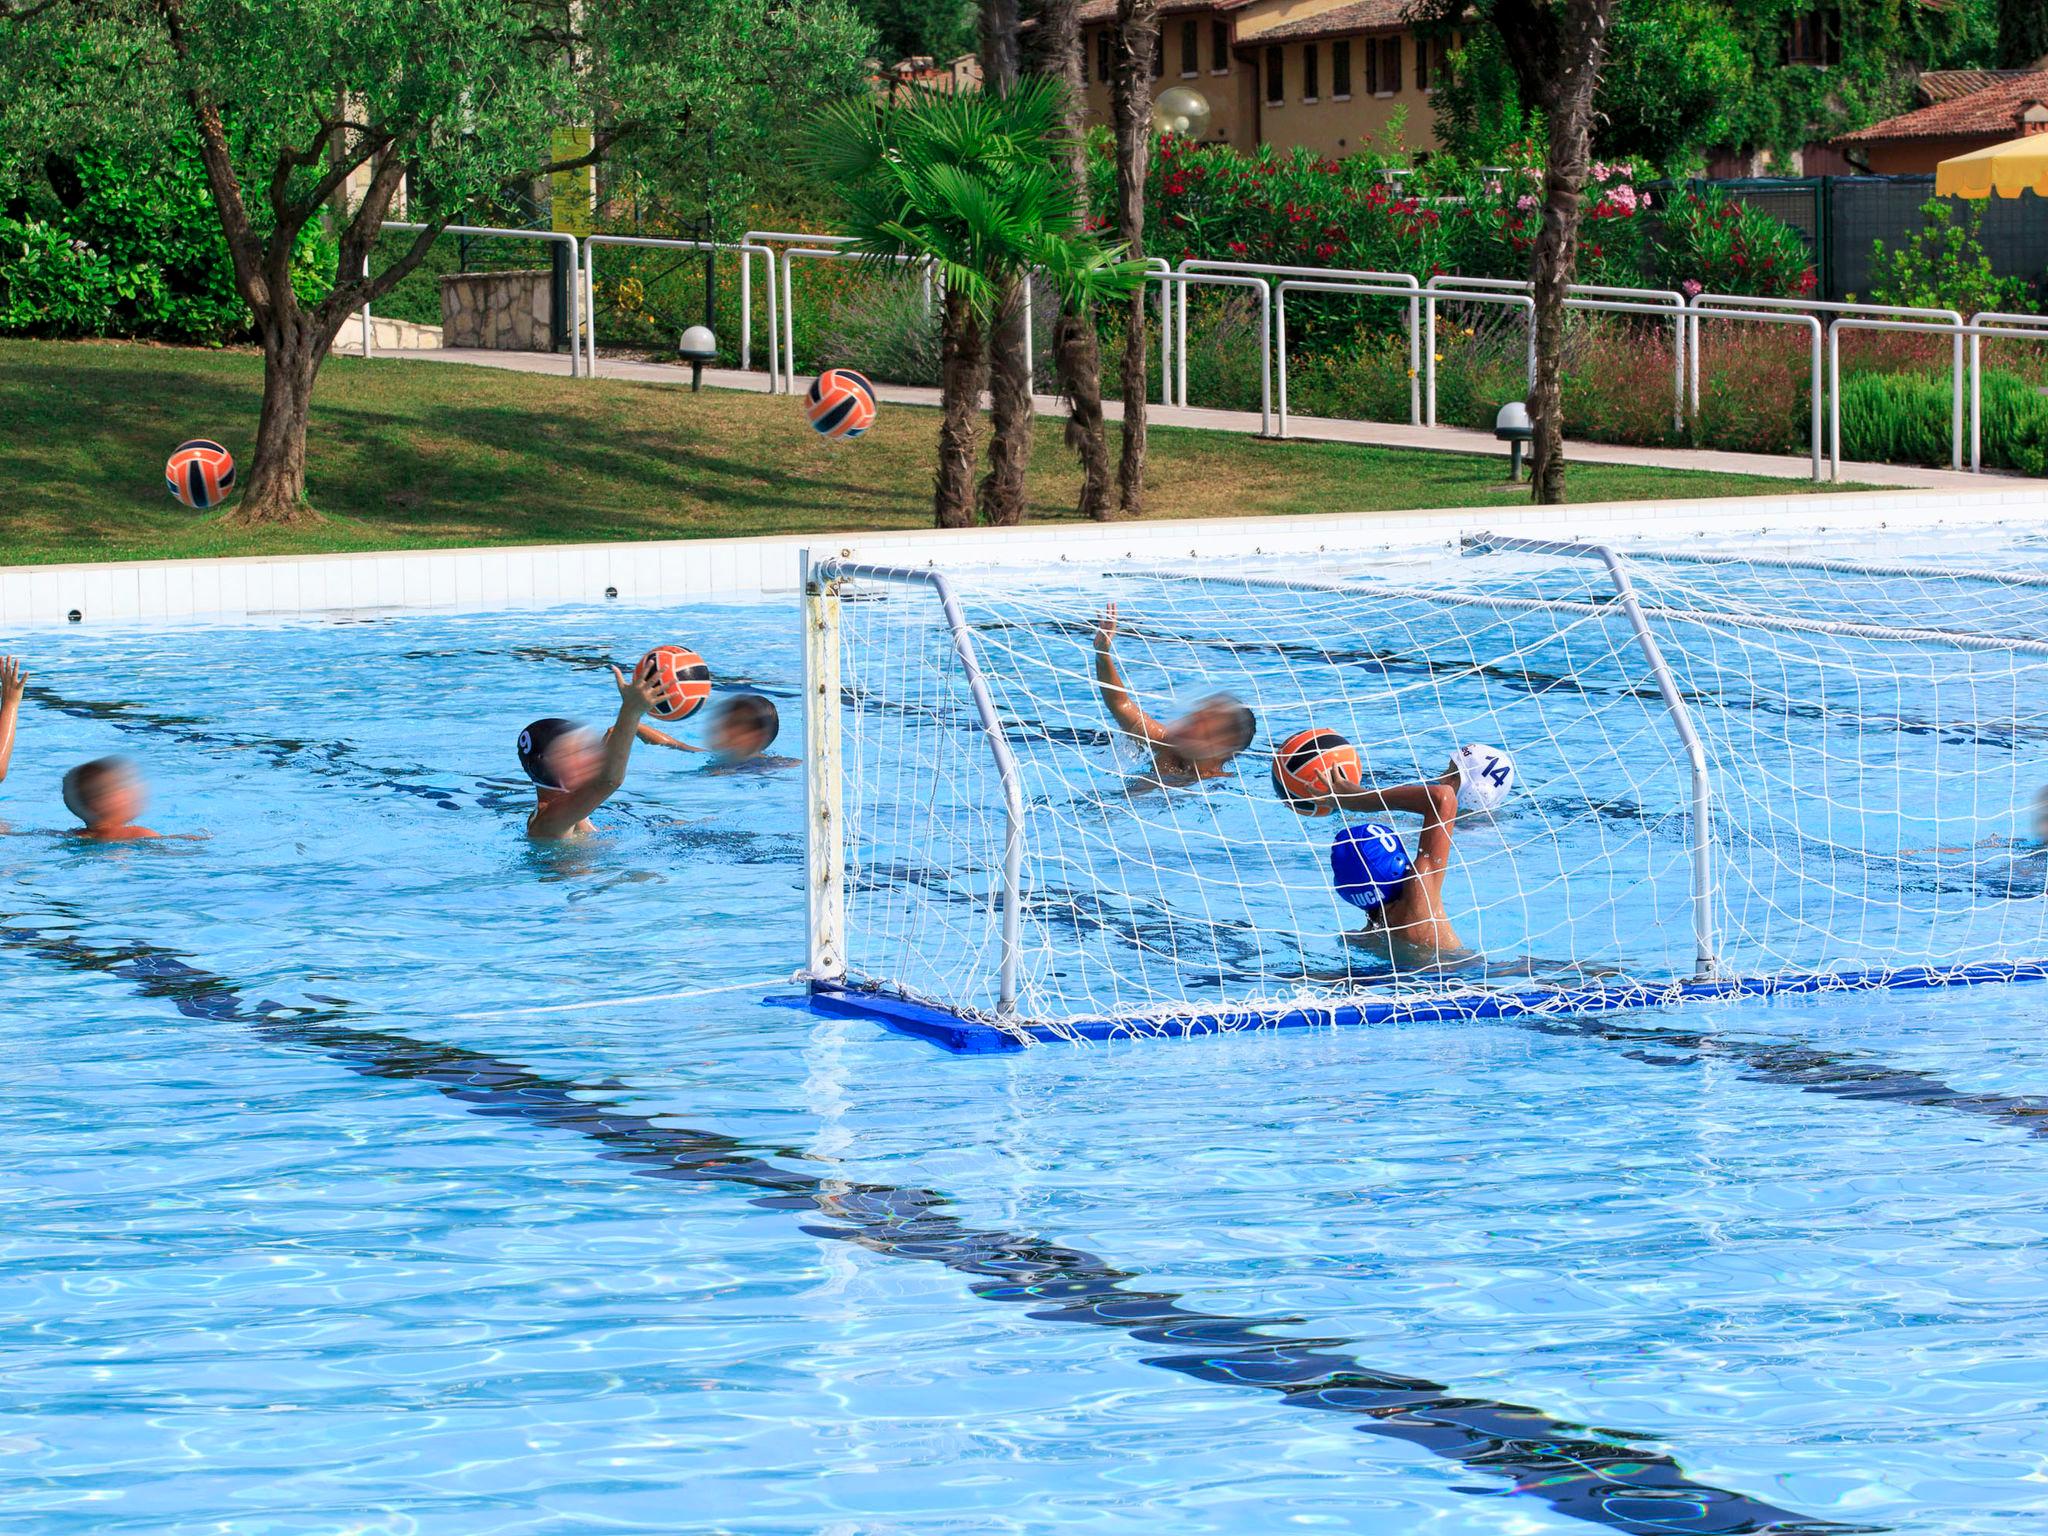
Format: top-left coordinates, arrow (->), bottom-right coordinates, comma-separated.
803,533 -> 2048,1051
804,554 -> 1025,1020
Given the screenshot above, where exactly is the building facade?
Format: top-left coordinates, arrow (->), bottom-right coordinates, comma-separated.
1836,67 -> 2048,174
1074,0 -> 1453,159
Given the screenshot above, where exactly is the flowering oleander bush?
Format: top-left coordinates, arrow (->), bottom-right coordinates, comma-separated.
1650,185 -> 1816,300
1088,136 -> 1657,297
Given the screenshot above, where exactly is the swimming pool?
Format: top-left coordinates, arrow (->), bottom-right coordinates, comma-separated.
4,596 -> 2047,1533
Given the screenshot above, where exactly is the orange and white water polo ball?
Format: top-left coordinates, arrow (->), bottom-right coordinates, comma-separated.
165,439 -> 236,509
807,368 -> 877,440
1271,728 -> 1362,815
636,645 -> 712,722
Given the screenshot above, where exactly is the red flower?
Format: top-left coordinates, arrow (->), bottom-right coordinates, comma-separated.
1315,241 -> 1337,258
1228,240 -> 1249,255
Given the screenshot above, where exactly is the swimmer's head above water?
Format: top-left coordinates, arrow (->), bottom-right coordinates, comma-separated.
62,756 -> 155,840
707,693 -> 780,765
1162,693 -> 1257,774
518,717 -> 603,795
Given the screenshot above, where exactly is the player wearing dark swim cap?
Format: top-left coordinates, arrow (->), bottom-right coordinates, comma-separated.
523,665 -> 664,840
1311,761 -> 1469,965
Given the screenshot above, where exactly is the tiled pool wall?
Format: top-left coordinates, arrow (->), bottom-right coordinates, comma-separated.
4,486 -> 2045,627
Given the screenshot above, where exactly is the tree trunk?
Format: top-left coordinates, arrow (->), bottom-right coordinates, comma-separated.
1054,305 -> 1115,519
232,314 -> 334,526
935,289 -> 989,529
1521,0 -> 1615,505
1111,0 -> 1158,518
978,278 -> 1034,525
1028,0 -> 1116,520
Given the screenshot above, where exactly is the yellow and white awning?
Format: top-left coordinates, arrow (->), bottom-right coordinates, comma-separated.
1935,134 -> 2048,199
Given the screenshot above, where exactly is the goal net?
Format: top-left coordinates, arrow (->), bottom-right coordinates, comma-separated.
806,534 -> 2048,1046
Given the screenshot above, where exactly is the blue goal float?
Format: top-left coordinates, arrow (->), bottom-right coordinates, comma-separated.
811,961 -> 2048,1055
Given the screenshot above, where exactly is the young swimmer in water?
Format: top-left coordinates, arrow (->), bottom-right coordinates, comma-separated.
1092,603 -> 1256,788
522,665 -> 664,840
1313,762 -> 1468,969
62,757 -> 159,841
633,694 -> 788,769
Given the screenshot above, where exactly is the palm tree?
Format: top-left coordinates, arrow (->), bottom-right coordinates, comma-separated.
801,81 -> 1145,529
1110,0 -> 1161,516
1028,0 -> 1116,521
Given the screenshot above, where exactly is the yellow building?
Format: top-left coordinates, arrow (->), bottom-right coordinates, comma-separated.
1074,0 -> 1454,158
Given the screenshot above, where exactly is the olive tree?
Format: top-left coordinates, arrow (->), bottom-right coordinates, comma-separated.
0,0 -> 871,524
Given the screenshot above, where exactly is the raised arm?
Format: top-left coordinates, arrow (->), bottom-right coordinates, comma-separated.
529,667 -> 660,838
1318,777 -> 1460,870
1092,603 -> 1170,747
0,657 -> 23,784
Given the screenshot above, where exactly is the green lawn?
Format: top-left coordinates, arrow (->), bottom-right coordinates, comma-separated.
0,338 -> 1851,566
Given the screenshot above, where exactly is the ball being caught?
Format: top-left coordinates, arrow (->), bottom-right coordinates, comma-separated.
165,439 -> 236,509
1452,742 -> 1517,814
636,644 -> 712,721
1271,728 -> 1361,815
807,368 -> 877,440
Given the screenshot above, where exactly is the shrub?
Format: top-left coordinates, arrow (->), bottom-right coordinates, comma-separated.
1652,185 -> 1816,300
0,218 -> 117,334
1866,198 -> 2031,319
1841,368 -> 2048,475
1,134 -> 334,344
807,273 -> 941,387
1837,370 -> 1952,468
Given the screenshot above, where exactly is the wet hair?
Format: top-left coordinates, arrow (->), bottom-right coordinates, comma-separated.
715,693 -> 780,751
61,756 -> 135,824
517,718 -> 584,790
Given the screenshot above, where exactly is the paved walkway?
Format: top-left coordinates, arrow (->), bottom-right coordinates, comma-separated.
343,342 -> 2000,493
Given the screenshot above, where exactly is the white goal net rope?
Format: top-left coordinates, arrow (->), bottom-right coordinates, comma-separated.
820,536 -> 2048,1036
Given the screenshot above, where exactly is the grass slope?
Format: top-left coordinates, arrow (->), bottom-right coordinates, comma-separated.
0,339 -> 1844,566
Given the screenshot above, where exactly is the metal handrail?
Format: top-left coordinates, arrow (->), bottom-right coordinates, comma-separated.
1967,313 -> 2048,472
1433,277 -> 1688,430
1275,278 -> 1449,437
1695,294 -> 1965,469
1677,305 -> 1828,482
743,231 -> 851,375
1182,259 -> 1420,422
580,235 -> 778,390
813,558 -> 1026,1020
1145,271 -> 1273,434
780,246 -> 938,396
366,222 -> 582,377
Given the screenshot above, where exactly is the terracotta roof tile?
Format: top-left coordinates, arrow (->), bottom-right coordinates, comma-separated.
1242,0 -> 1412,41
1076,0 -> 1255,25
1917,68 -> 2035,104
1840,68 -> 2048,143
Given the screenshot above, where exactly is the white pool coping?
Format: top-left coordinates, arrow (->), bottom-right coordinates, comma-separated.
3,485 -> 2044,627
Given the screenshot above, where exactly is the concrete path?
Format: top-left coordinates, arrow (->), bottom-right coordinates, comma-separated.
341,342 -> 2002,494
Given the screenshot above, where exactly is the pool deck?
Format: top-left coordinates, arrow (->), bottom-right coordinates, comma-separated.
351,342 -> 1994,493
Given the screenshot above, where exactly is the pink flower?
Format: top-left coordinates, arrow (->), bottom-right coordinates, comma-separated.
1680,279 -> 1703,298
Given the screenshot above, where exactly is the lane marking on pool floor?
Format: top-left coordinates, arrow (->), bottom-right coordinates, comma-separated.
0,907 -> 1861,1536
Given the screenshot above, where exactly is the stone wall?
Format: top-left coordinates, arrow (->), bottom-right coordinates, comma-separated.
440,269 -> 554,351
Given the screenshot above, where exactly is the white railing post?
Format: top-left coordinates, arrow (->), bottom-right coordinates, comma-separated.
358,252 -> 372,359
802,550 -> 846,986
815,559 -> 1025,1020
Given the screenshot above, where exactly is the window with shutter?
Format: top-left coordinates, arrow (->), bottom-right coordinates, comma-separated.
1332,38 -> 1351,99
1302,43 -> 1318,101
1265,45 -> 1283,104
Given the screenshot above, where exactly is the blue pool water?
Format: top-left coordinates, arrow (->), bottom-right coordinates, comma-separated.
4,598 -> 2048,1533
